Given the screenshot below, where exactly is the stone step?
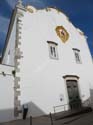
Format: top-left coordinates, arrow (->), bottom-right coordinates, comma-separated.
53,107 -> 92,120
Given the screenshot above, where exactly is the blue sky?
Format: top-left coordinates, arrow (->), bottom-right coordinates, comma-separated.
0,0 -> 93,56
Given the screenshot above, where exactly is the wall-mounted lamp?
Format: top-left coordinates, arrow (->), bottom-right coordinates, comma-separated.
2,72 -> 6,76
59,94 -> 64,102
12,70 -> 16,77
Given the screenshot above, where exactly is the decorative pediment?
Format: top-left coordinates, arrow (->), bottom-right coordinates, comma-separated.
55,26 -> 69,43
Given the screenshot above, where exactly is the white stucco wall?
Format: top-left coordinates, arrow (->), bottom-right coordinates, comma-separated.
1,6 -> 93,122
0,65 -> 14,122
2,16 -> 16,66
15,8 -> 93,117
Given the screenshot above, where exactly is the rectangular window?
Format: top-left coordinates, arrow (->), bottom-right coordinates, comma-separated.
47,41 -> 58,60
73,48 -> 81,64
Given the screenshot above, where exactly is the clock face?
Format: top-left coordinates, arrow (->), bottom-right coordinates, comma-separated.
55,26 -> 69,43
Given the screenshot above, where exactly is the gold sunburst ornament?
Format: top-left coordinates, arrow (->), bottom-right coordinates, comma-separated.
55,26 -> 69,43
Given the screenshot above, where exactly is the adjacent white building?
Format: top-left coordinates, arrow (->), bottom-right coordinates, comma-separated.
0,0 -> 93,123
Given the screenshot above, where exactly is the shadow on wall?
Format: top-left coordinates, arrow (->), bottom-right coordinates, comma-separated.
82,98 -> 91,107
81,89 -> 93,109
90,89 -> 93,108
0,108 -> 14,123
23,101 -> 46,117
0,101 -> 45,123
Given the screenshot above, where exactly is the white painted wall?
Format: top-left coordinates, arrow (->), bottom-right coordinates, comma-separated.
15,8 -> 93,117
0,65 -> 14,122
2,16 -> 16,66
0,6 -> 93,122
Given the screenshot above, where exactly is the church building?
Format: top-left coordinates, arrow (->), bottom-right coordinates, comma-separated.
0,0 -> 93,122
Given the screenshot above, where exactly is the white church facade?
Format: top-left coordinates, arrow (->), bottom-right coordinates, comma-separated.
0,0 -> 93,122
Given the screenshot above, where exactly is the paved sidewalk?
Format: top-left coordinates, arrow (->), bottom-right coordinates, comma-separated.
1,111 -> 93,125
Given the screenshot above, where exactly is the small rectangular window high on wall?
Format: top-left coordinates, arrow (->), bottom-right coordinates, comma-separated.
47,41 -> 58,60
73,48 -> 82,64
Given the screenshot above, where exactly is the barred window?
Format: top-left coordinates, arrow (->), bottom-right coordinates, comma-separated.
47,41 -> 58,60
73,48 -> 82,64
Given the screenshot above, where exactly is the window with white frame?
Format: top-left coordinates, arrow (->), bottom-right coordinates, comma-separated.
73,48 -> 81,64
47,41 -> 58,59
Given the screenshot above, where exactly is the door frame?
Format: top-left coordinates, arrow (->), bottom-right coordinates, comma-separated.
63,75 -> 81,109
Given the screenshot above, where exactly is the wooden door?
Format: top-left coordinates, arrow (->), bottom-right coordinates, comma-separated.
66,80 -> 81,109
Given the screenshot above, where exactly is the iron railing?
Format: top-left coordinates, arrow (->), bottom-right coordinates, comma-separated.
53,99 -> 91,114
53,103 -> 69,114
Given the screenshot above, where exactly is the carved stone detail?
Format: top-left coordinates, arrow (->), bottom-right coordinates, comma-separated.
14,8 -> 23,117
55,26 -> 69,43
